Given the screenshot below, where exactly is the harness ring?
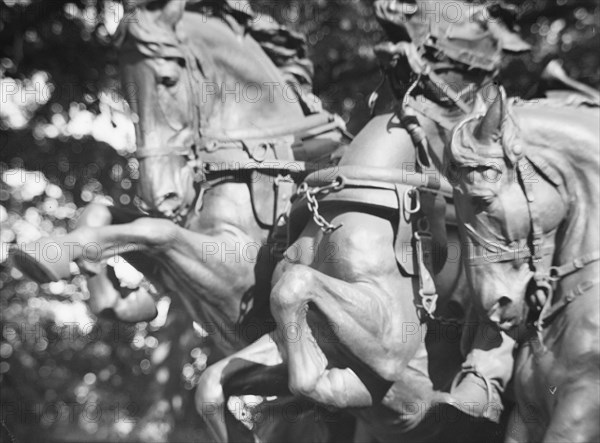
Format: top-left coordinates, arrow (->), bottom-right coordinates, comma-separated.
404,188 -> 421,215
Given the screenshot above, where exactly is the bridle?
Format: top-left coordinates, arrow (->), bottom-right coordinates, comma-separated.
453,115 -> 600,331
119,21 -> 213,221
132,37 -> 203,167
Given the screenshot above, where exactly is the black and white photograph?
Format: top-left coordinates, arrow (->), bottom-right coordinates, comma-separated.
0,0 -> 598,441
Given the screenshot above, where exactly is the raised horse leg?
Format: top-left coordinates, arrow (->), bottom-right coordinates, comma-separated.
11,203 -> 159,322
197,332 -> 338,443
12,203 -> 184,279
77,204 -> 158,322
195,333 -> 286,443
270,262 -> 418,408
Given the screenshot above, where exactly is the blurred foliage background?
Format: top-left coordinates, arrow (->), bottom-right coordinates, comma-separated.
0,0 -> 598,441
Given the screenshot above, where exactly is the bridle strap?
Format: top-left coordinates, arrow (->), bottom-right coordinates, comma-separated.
537,276 -> 600,329
465,239 -> 555,266
133,30 -> 204,162
549,251 -> 600,280
514,159 -> 600,329
516,159 -> 546,267
425,69 -> 472,114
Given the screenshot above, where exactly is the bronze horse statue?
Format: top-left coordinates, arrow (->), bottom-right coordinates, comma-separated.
195,2 -> 532,442
447,85 -> 599,442
11,0 -> 348,440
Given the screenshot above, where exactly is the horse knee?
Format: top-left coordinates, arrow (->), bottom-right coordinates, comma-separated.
289,373 -> 318,399
271,266 -> 314,313
77,203 -> 112,228
196,364 -> 225,415
129,218 -> 178,249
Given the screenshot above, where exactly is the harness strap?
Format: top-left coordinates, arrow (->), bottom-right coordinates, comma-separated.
426,69 -> 472,114
403,96 -> 465,132
272,174 -> 295,232
394,183 -> 415,276
414,229 -> 438,321
303,166 -> 454,196
203,160 -> 311,175
537,277 -> 600,329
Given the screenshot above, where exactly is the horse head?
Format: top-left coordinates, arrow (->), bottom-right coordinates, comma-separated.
446,85 -> 570,330
115,0 -> 306,220
375,0 -> 530,110
115,0 -> 198,220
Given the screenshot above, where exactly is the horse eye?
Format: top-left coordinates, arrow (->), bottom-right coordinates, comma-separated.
154,59 -> 181,87
485,168 -> 500,182
161,76 -> 178,87
471,195 -> 494,212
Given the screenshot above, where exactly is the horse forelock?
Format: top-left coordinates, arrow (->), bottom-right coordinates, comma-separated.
112,6 -> 184,58
447,117 -> 504,169
447,101 -> 524,171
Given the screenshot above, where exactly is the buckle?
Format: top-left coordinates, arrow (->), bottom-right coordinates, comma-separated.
403,187 -> 421,215
275,174 -> 294,186
419,291 -> 438,316
548,266 -> 561,282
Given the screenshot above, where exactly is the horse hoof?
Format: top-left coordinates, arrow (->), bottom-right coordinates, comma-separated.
9,240 -> 74,283
448,373 -> 503,423
113,288 -> 158,323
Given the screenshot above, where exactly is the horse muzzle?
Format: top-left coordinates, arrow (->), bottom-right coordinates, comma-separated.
487,296 -> 522,331
155,192 -> 191,220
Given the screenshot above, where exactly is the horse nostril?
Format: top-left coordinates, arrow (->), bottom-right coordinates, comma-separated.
156,193 -> 183,216
489,296 -> 512,324
162,192 -> 180,202
497,296 -> 512,307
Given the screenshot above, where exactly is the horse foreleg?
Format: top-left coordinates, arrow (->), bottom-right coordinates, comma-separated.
504,407 -> 529,443
271,264 -> 412,408
196,333 -> 284,443
76,204 -> 158,322
13,215 -> 179,282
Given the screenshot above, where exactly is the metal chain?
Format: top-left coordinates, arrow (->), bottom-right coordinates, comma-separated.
298,179 -> 345,234
1,418 -> 17,443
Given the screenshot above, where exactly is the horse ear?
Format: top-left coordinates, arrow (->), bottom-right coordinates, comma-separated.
471,90 -> 488,116
475,84 -> 506,144
158,0 -> 185,30
485,3 -> 531,53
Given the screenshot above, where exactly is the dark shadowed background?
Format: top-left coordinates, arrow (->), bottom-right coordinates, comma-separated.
0,1 -> 598,441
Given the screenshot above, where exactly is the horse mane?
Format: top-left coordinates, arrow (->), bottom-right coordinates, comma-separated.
518,101 -> 600,263
112,2 -> 183,57
113,0 -> 315,88
511,98 -> 600,167
447,96 -> 600,173
449,95 -> 599,269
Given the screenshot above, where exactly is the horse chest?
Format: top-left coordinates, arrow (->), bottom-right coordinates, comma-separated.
514,324 -> 579,424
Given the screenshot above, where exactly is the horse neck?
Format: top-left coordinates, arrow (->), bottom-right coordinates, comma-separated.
181,13 -> 305,137
519,106 -> 600,279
